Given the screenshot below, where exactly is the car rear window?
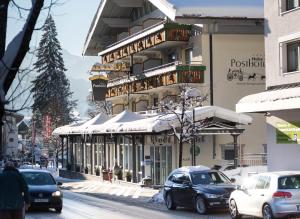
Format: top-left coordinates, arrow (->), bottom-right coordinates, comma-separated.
22,172 -> 56,185
278,175 -> 300,189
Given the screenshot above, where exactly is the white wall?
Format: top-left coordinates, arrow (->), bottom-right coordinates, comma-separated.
267,109 -> 300,171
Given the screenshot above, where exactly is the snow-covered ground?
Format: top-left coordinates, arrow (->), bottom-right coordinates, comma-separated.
223,165 -> 267,185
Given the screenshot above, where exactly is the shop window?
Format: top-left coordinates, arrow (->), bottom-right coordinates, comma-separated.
224,149 -> 235,160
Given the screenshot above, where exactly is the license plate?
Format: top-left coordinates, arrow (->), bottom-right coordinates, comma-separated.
34,198 -> 49,203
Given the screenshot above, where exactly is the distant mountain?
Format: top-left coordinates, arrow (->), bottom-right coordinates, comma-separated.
8,48 -> 98,118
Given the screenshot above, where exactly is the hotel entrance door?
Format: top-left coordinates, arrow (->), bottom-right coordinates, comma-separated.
150,145 -> 172,185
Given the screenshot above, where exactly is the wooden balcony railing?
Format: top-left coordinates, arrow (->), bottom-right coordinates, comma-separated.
101,23 -> 192,64
105,63 -> 206,98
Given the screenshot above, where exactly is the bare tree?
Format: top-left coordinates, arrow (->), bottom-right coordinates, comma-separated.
86,91 -> 112,118
0,0 -> 60,158
160,85 -> 209,167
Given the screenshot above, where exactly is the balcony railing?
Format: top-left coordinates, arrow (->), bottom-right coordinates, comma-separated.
105,61 -> 206,98
100,23 -> 192,64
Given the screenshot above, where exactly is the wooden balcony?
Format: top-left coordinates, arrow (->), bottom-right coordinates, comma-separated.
100,23 -> 192,64
105,62 -> 206,99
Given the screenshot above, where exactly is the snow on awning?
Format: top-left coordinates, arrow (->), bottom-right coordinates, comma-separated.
69,113 -> 108,134
152,106 -> 252,133
236,87 -> 300,113
86,110 -> 145,134
52,121 -> 86,136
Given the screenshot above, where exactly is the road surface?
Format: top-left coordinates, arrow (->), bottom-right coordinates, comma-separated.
26,191 -> 230,219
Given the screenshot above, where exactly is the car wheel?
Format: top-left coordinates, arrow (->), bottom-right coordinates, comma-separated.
229,199 -> 241,219
195,196 -> 207,215
165,193 -> 176,210
55,207 -> 62,213
263,204 -> 274,219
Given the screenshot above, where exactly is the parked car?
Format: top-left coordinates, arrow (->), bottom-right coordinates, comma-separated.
163,166 -> 236,215
20,169 -> 63,213
229,171 -> 300,219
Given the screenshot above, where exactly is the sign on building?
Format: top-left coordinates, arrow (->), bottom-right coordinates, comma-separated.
89,75 -> 109,101
276,122 -> 300,144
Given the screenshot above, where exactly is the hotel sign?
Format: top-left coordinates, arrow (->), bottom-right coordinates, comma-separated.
276,122 -> 300,144
89,75 -> 108,101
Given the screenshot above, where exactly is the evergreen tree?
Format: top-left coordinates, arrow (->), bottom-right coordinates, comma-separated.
31,15 -> 76,132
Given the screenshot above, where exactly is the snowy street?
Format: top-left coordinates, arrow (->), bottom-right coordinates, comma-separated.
26,191 -> 230,219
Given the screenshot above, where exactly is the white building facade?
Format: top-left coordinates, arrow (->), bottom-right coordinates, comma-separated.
237,0 -> 300,171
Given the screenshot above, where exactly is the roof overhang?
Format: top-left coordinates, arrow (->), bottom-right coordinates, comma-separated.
236,87 -> 300,113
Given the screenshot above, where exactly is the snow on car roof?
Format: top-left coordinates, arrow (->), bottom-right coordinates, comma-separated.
177,165 -> 211,172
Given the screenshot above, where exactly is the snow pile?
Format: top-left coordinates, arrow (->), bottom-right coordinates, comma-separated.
150,189 -> 165,204
223,165 -> 267,185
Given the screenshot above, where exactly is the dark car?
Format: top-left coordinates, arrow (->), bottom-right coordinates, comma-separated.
163,166 -> 236,215
20,169 -> 63,213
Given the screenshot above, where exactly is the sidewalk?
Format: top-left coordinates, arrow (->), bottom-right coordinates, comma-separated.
59,178 -> 165,209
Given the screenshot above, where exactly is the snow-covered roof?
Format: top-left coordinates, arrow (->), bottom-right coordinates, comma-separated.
149,0 -> 263,21
83,0 -> 263,56
86,106 -> 251,134
236,87 -> 300,113
52,121 -> 86,136
86,110 -> 144,134
68,113 -> 108,134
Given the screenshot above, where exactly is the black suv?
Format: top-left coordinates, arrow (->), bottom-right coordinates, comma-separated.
163,166 -> 236,214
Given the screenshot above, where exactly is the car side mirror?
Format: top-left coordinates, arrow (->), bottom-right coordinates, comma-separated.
57,182 -> 63,186
230,178 -> 236,183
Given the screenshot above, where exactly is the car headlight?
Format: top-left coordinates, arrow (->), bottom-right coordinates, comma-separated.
52,191 -> 61,197
205,193 -> 221,199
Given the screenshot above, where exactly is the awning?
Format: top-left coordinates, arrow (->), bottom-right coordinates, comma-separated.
236,87 -> 300,113
52,113 -> 108,135
52,121 -> 86,136
69,113 -> 108,134
86,106 -> 252,134
86,110 -> 144,134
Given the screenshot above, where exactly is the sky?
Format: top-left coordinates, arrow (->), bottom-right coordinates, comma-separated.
7,0 -> 100,56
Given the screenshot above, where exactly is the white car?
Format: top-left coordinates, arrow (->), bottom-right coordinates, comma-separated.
229,171 -> 300,219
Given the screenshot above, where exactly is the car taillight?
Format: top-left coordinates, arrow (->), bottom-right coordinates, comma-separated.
272,191 -> 292,199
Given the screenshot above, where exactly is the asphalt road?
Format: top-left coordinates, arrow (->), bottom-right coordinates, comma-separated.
25,191 -> 231,219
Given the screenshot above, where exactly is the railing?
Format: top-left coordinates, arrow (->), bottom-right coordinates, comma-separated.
239,153 -> 267,166
107,61 -> 203,86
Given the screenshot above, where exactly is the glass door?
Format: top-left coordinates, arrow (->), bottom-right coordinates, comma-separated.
150,145 -> 172,185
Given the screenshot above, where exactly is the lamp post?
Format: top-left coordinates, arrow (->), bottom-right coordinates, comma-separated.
192,107 -> 196,166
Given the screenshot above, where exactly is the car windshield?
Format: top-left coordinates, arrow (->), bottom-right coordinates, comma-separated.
22,172 -> 55,185
278,175 -> 300,189
191,171 -> 231,185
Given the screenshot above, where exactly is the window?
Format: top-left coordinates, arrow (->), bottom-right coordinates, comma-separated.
287,41 -> 299,72
278,175 -> 300,189
256,176 -> 271,189
286,0 -> 300,11
185,48 -> 193,64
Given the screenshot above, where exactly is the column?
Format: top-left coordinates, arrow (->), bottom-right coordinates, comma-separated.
61,136 -> 64,168
132,135 -> 137,183
90,136 -> 94,174
66,136 -> 69,167
142,135 -> 145,178
81,136 -> 84,172
232,134 -> 240,168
